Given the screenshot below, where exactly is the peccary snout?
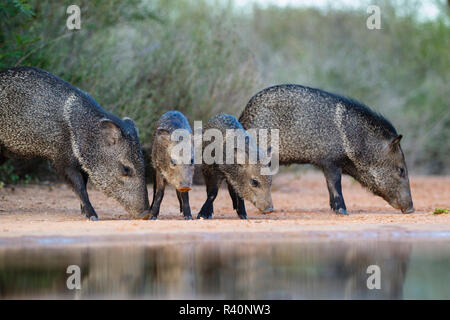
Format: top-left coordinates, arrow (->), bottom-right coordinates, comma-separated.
177,185 -> 192,192
388,176 -> 414,214
256,196 -> 274,214
390,177 -> 414,214
384,181 -> 414,214
364,135 -> 414,214
230,160 -> 273,214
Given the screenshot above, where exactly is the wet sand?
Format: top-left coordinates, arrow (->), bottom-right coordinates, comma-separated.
0,173 -> 449,247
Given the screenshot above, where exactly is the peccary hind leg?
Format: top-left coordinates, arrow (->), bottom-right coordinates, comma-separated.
63,166 -> 98,221
177,190 -> 193,220
323,166 -> 347,215
227,184 -> 247,219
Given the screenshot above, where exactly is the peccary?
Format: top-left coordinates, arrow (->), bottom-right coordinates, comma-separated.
0,67 -> 150,220
149,111 -> 194,220
198,114 -> 273,219
239,84 -> 414,214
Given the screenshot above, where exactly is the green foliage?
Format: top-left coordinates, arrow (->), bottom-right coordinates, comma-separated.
248,1 -> 449,173
0,0 -> 38,68
0,0 -> 448,184
433,208 -> 449,215
0,160 -> 38,185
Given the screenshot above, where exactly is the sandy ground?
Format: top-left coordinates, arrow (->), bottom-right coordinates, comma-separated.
0,172 -> 449,246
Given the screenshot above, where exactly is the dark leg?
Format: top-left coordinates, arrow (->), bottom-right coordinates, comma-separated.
150,172 -> 157,210
177,191 -> 192,220
176,190 -> 183,213
79,170 -> 89,215
63,166 -> 98,220
323,166 -> 347,215
227,183 -> 247,219
150,171 -> 165,220
197,169 -> 220,219
235,197 -> 247,219
227,183 -> 237,210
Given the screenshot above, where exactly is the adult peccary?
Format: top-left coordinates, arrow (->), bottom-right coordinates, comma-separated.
0,67 -> 150,220
149,111 -> 194,220
198,114 -> 273,219
239,84 -> 414,214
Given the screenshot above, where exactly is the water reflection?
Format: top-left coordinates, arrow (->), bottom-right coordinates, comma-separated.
0,241 -> 449,299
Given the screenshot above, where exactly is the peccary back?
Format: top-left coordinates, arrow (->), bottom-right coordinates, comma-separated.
0,67 -> 149,219
198,114 -> 273,219
240,84 -> 414,213
148,111 -> 194,220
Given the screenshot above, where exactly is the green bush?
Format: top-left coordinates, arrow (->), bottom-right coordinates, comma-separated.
0,0 -> 261,184
248,1 -> 449,173
0,159 -> 38,186
0,0 -> 448,185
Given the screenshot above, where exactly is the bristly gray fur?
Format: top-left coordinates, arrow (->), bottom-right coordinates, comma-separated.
151,110 -> 194,189
0,66 -> 149,219
239,84 -> 413,213
198,113 -> 273,219
149,111 -> 194,220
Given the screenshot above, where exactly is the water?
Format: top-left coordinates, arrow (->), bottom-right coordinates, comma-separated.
0,240 -> 449,299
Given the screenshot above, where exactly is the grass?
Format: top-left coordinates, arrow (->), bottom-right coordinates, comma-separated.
433,208 -> 449,215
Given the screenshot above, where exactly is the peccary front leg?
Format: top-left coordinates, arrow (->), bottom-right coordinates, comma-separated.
79,171 -> 89,215
227,183 -> 247,219
176,191 -> 183,213
150,171 -> 165,220
63,167 -> 98,221
197,171 -> 219,219
322,166 -> 347,215
227,183 -> 237,210
197,184 -> 218,219
177,190 -> 192,220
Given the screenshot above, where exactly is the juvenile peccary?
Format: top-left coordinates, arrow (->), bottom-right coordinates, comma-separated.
239,84 -> 414,214
0,67 -> 150,220
198,114 -> 273,219
149,111 -> 194,220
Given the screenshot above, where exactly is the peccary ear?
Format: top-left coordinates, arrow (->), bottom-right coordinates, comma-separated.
123,117 -> 139,136
100,119 -> 122,146
157,128 -> 170,137
390,135 -> 403,150
156,128 -> 171,144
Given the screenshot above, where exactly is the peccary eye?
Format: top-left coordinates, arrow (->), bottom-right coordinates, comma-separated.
121,165 -> 132,177
170,158 -> 177,166
251,179 -> 260,187
398,167 -> 405,177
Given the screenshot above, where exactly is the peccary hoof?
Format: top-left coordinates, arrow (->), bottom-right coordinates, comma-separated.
335,208 -> 348,215
184,215 -> 193,220
197,213 -> 212,219
149,215 -> 158,220
238,214 -> 248,220
88,216 -> 99,221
